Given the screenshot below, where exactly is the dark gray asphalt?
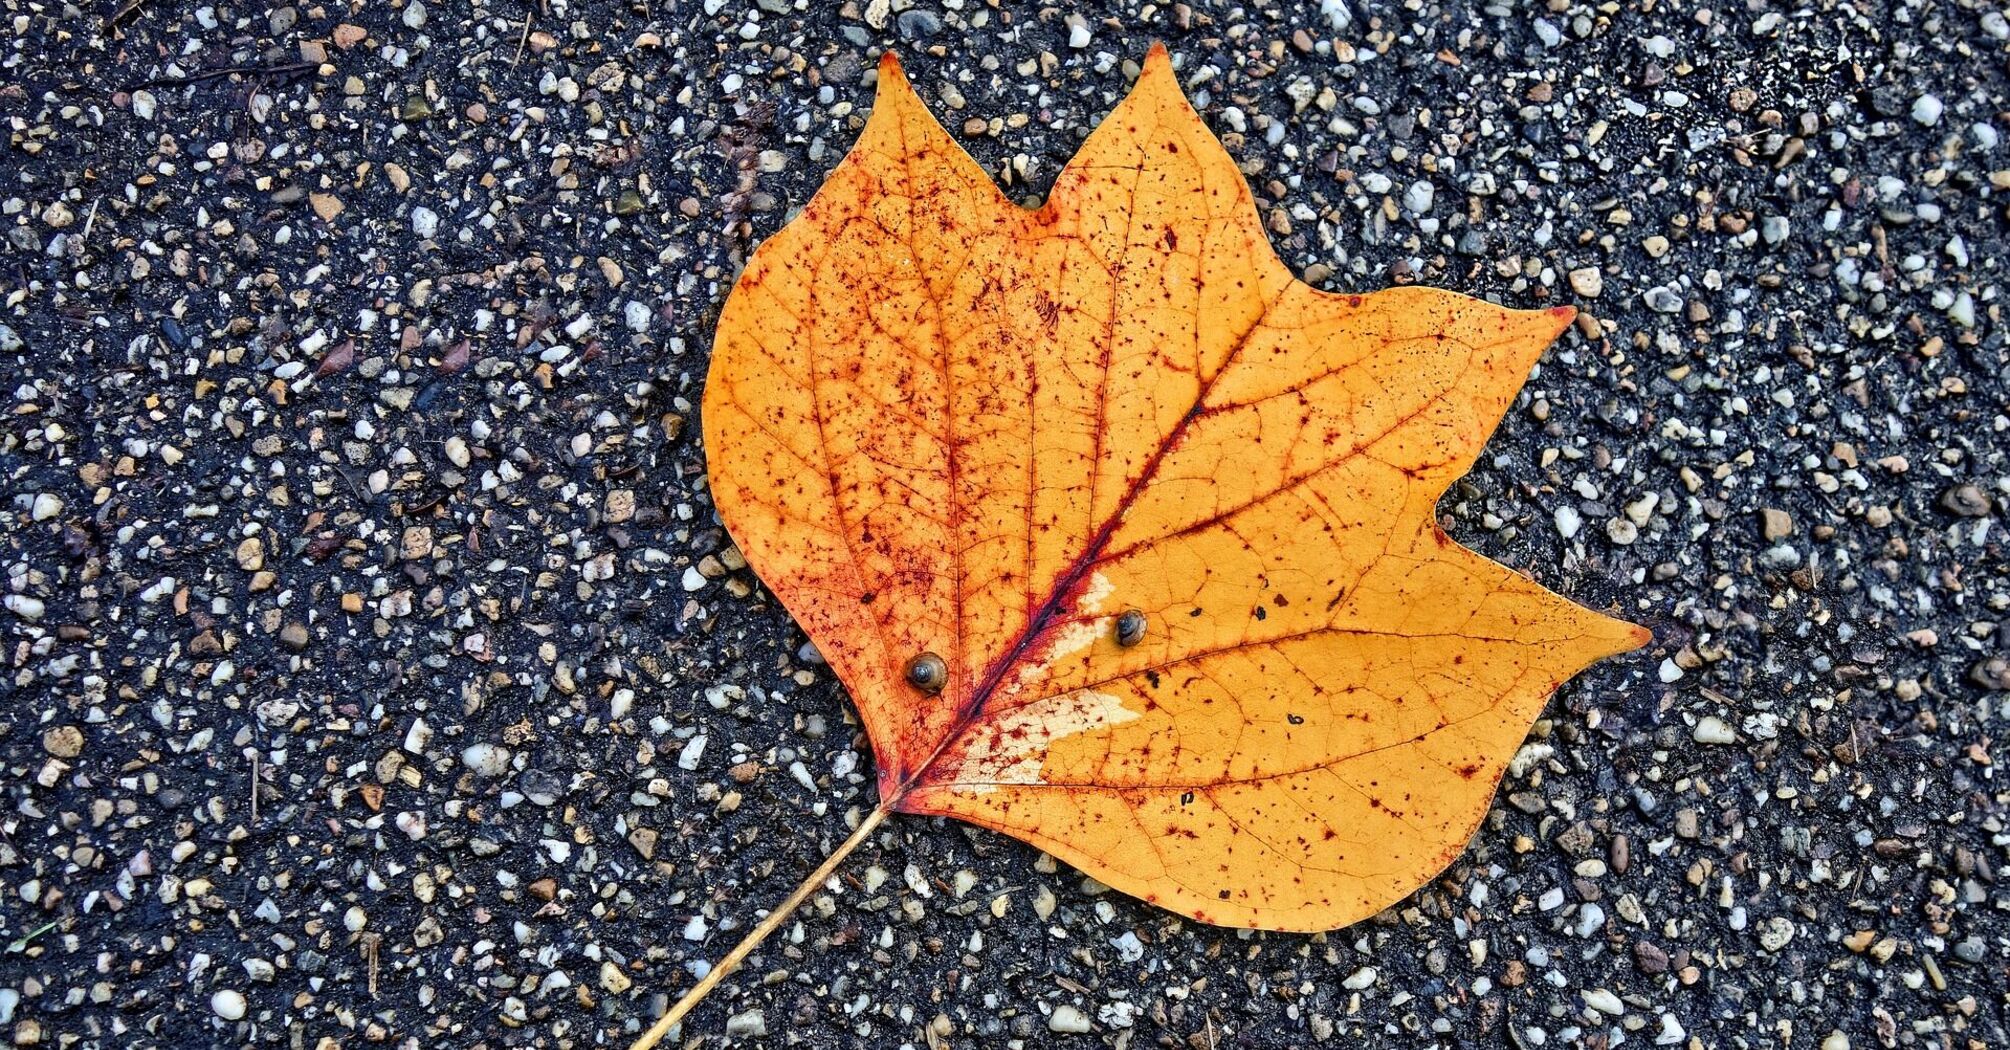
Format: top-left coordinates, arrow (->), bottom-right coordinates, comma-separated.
1,1 -> 2005,1047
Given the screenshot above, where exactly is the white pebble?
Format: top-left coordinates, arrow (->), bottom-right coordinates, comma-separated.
1643,286 -> 1683,313
410,206 -> 440,239
1657,658 -> 1685,684
1403,181 -> 1434,214
461,742 -> 512,777
1948,291 -> 1976,328
1342,966 -> 1378,990
1692,716 -> 1738,745
1049,1004 -> 1093,1033
1575,902 -> 1606,937
1554,505 -> 1582,540
1911,94 -> 1943,127
677,734 -> 707,771
210,989 -> 247,1021
624,300 -> 653,333
31,493 -> 62,521
1582,988 -> 1623,1015
403,0 -> 426,28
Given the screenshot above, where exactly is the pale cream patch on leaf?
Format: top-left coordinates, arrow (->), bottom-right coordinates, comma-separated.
1077,571 -> 1115,615
1000,571 -> 1117,699
947,688 -> 1140,791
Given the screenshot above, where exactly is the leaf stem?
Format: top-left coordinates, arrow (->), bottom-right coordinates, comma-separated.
629,804 -> 892,1050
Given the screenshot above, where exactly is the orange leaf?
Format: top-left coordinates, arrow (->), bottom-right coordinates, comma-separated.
711,44 -> 1648,925
647,44 -> 1647,1046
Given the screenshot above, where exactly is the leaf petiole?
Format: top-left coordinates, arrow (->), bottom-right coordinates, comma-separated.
630,804 -> 892,1050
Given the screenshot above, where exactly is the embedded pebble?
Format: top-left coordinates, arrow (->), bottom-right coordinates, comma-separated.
461,742 -> 512,777
1048,1004 -> 1093,1033
1582,988 -> 1623,1015
1554,505 -> 1582,540
1642,286 -> 1684,313
1692,716 -> 1739,745
42,725 -> 84,758
210,989 -> 247,1021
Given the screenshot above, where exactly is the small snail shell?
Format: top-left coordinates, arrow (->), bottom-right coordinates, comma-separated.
905,652 -> 947,694
1114,609 -> 1147,647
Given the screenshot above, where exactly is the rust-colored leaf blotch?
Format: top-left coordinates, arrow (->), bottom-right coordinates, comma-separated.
703,46 -> 1648,932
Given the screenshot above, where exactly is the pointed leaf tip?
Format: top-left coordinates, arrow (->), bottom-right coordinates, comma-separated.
1138,42 -> 1176,87
872,51 -> 914,106
1547,305 -> 1579,340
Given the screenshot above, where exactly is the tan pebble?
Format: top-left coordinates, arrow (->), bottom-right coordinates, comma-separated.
43,725 -> 84,758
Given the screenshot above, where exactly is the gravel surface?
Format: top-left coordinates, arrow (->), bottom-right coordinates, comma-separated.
3,1 -> 2007,1048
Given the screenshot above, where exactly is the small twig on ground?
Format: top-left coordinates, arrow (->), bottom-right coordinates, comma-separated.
124,61 -> 316,92
362,933 -> 382,996
512,6 -> 533,66
329,464 -> 372,504
105,0 -> 157,28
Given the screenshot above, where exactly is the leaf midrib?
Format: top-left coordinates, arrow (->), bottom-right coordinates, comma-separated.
892,276 -> 1287,802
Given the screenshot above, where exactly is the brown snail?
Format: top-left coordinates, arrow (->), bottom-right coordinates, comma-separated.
904,652 -> 947,694
1114,609 -> 1147,647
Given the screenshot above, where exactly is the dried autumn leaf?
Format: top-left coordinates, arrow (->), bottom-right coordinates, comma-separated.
637,46 -> 1646,1045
